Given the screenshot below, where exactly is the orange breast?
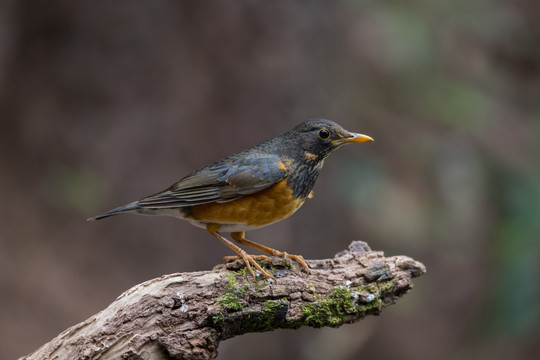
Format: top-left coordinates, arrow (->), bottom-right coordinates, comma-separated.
185,179 -> 305,227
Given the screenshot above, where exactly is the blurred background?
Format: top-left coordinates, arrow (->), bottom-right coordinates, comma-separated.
1,0 -> 539,359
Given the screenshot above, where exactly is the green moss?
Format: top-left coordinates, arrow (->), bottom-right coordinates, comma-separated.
213,276 -> 391,330
280,258 -> 293,269
378,281 -> 393,294
256,260 -> 277,278
357,283 -> 377,293
223,272 -> 239,289
255,299 -> 289,331
359,297 -> 382,312
301,286 -> 356,327
262,298 -> 287,317
231,266 -> 251,277
212,313 -> 224,325
300,285 -> 384,328
230,260 -> 277,282
216,273 -> 250,312
213,298 -> 291,332
306,283 -> 317,294
218,292 -> 244,311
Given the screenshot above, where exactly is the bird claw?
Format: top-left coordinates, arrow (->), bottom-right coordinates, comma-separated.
222,254 -> 276,281
222,254 -> 272,263
222,253 -> 310,276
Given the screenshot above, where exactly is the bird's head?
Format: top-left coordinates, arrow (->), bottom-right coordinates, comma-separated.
289,119 -> 374,163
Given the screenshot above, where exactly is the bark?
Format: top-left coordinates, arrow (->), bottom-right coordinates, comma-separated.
21,241 -> 426,360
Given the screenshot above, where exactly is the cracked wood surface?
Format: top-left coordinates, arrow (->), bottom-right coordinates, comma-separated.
21,241 -> 426,360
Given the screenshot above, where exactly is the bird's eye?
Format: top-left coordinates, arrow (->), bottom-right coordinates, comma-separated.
318,128 -> 331,140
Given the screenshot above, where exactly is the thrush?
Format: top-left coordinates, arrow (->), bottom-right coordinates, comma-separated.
89,119 -> 373,281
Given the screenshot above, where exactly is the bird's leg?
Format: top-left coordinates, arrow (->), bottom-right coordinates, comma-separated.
206,224 -> 276,281
230,231 -> 309,272
222,254 -> 272,262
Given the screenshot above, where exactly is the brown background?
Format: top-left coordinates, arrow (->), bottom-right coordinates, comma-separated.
1,1 -> 539,359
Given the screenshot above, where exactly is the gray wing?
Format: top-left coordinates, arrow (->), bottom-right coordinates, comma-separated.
136,153 -> 287,208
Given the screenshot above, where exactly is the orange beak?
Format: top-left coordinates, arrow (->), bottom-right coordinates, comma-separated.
334,132 -> 374,145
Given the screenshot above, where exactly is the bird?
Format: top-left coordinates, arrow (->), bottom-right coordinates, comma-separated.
88,119 -> 373,281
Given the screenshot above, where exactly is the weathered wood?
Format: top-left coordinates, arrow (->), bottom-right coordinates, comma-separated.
21,241 -> 426,360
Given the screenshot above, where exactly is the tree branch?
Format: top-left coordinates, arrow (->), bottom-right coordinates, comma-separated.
21,241 -> 426,360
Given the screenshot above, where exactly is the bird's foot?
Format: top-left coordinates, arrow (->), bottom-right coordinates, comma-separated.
222,254 -> 276,281
222,254 -> 272,263
278,252 -> 310,274
223,252 -> 309,275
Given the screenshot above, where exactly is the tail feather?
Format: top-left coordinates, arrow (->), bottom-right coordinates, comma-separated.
87,202 -> 140,221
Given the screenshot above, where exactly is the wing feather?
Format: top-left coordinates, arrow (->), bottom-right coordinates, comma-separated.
136,153 -> 287,208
